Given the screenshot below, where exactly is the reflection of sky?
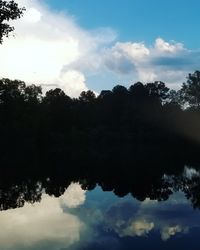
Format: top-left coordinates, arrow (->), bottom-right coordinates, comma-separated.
1,183 -> 200,250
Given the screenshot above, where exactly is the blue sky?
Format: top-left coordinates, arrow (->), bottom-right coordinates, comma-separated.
45,0 -> 200,49
1,0 -> 200,96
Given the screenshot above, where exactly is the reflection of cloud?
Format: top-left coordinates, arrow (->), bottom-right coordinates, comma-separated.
61,182 -> 86,208
183,166 -> 200,180
0,183 -> 86,250
119,220 -> 154,237
99,191 -> 197,241
104,200 -> 155,238
107,216 -> 155,238
161,225 -> 187,241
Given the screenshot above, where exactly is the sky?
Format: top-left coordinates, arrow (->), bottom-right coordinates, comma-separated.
45,0 -> 200,48
1,0 -> 200,96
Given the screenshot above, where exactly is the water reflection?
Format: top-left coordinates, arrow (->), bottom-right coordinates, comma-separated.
1,163 -> 200,211
0,183 -> 85,250
1,171 -> 200,249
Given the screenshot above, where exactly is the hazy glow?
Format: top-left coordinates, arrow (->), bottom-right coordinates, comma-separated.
24,8 -> 42,23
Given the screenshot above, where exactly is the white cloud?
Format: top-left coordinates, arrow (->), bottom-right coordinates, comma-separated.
98,38 -> 196,88
137,69 -> 157,82
0,182 -> 86,250
155,38 -> 185,53
24,7 -> 42,23
112,42 -> 150,61
58,70 -> 88,96
102,41 -> 150,75
0,0 -> 116,97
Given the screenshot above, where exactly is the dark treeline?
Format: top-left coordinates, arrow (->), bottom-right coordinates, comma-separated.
1,71 -> 200,209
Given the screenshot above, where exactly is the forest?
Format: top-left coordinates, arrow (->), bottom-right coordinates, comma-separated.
1,72 -> 200,172
0,73 -> 200,209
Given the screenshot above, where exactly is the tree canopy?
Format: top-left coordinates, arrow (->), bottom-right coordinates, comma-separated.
180,71 -> 200,109
0,0 -> 25,43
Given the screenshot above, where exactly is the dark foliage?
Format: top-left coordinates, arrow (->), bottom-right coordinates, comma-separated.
0,0 -> 25,43
1,72 -> 200,210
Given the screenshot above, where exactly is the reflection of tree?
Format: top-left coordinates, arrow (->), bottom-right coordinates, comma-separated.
175,173 -> 200,209
1,163 -> 200,210
0,180 -> 42,210
1,72 -> 200,209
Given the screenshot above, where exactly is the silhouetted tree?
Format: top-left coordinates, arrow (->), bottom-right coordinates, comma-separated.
24,84 -> 42,103
79,90 -> 96,103
112,85 -> 128,96
145,81 -> 169,103
129,82 -> 148,98
44,88 -> 67,103
0,0 -> 25,43
98,90 -> 112,99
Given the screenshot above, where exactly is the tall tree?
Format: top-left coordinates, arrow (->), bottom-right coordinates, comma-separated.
79,90 -> 96,103
180,71 -> 200,109
0,0 -> 25,43
145,81 -> 169,103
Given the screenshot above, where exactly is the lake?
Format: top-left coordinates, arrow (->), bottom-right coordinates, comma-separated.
0,166 -> 200,250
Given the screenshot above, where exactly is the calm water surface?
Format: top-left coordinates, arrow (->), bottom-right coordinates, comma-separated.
1,168 -> 200,250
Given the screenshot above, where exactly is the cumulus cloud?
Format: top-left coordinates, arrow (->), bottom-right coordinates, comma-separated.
115,42 -> 150,59
102,42 -> 149,75
53,70 -> 88,97
70,37 -> 195,89
99,38 -> 199,88
0,182 -> 86,250
155,38 -> 185,53
0,0 -> 116,97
